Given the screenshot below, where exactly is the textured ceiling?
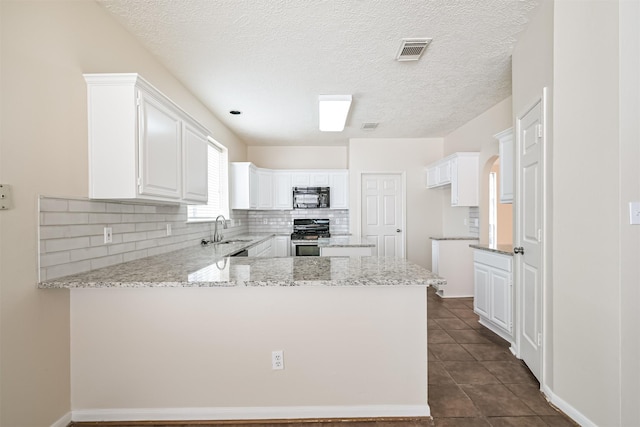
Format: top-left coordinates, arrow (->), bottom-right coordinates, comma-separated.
97,0 -> 538,146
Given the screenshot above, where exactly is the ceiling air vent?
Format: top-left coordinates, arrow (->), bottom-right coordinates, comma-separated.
361,122 -> 379,130
396,38 -> 432,61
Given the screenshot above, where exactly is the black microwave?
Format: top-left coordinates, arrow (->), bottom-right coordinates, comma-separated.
292,187 -> 330,209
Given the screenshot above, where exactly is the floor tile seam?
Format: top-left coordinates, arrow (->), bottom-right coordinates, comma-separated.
458,383 -> 542,419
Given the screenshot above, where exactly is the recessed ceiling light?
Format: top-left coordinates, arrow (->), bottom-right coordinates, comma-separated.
319,95 -> 352,132
229,110 -> 242,115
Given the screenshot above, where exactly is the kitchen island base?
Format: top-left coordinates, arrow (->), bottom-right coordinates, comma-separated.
70,286 -> 429,421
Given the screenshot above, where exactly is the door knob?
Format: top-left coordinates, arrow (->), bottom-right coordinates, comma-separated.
514,246 -> 525,254
396,229 -> 402,233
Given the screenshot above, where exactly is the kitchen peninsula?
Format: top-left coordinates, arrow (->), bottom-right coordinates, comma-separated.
41,239 -> 443,422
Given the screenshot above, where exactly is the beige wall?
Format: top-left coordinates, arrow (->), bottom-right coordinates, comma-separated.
553,0 -> 623,424
619,1 -> 640,425
443,97 -> 512,238
71,286 -> 428,414
348,138 -> 443,269
0,1 -> 246,425
514,0 -> 640,425
248,146 -> 348,169
512,0 -> 555,398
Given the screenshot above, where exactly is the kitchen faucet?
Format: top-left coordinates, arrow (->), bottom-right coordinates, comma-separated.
213,214 -> 228,243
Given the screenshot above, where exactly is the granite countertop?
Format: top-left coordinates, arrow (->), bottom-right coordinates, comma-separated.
317,236 -> 375,248
430,236 -> 480,241
39,233 -> 444,289
469,243 -> 514,256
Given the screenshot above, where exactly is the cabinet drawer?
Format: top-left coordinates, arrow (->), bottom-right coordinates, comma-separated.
474,250 -> 512,272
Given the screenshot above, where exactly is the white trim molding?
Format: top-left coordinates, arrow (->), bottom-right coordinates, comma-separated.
72,404 -> 430,422
50,411 -> 72,427
542,385 -> 596,427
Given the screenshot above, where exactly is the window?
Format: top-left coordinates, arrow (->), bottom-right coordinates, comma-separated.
188,138 -> 229,221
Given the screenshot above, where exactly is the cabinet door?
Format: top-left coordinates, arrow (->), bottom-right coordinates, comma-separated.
329,171 -> 349,209
498,131 -> 514,203
292,173 -> 310,187
257,169 -> 273,209
436,160 -> 451,185
426,166 -> 438,188
274,236 -> 290,256
182,121 -> 208,203
249,166 -> 259,209
310,173 -> 330,186
490,268 -> 512,333
138,91 -> 182,199
273,172 -> 293,209
450,158 -> 459,205
473,263 -> 491,318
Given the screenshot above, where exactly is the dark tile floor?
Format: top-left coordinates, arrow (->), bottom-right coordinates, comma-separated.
426,287 -> 577,426
71,288 -> 577,427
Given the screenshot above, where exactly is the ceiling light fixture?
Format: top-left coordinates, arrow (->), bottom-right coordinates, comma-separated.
319,95 -> 352,132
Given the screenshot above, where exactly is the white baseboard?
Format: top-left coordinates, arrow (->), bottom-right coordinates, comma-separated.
542,385 -> 596,427
50,411 -> 72,427
72,405 -> 430,422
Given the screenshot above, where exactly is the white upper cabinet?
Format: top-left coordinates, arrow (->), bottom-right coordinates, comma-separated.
329,171 -> 349,209
84,73 -> 210,204
257,169 -> 273,209
495,128 -> 514,204
272,172 -> 293,209
426,152 -> 479,206
182,120 -> 209,203
230,163 -> 348,210
230,162 -> 258,209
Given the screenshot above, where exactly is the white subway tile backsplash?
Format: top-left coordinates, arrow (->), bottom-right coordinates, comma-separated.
89,213 -> 122,224
108,242 -> 137,255
91,254 -> 124,270
40,251 -> 71,268
42,212 -> 89,226
39,198 -> 69,212
69,246 -> 109,262
45,237 -> 91,252
68,200 -> 106,213
46,260 -> 91,279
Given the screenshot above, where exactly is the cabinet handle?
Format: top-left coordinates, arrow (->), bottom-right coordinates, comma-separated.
514,246 -> 525,254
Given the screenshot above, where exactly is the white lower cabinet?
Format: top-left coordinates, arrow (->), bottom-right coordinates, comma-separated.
274,236 -> 290,257
473,250 -> 513,342
248,237 -> 274,257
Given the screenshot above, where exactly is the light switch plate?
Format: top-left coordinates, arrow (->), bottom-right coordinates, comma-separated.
629,202 -> 640,225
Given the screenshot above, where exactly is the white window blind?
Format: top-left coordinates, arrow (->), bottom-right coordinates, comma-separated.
188,139 -> 229,220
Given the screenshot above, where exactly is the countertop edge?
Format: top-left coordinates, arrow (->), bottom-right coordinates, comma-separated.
469,244 -> 514,256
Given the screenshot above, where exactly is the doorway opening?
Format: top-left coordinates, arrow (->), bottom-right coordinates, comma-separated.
485,156 -> 513,246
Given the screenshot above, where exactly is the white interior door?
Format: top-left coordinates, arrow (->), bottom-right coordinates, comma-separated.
361,174 -> 405,257
516,97 -> 544,382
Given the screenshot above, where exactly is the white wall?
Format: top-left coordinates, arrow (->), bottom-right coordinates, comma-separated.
443,97 -> 513,239
248,146 -> 348,169
71,286 -> 428,416
0,1 -> 246,425
348,138 -> 443,269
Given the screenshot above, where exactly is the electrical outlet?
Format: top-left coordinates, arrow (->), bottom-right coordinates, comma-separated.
272,350 -> 284,370
103,227 -> 113,244
263,218 -> 268,225
166,224 -> 172,236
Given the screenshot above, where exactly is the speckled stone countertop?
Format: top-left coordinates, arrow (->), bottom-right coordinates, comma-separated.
39,234 -> 444,289
430,236 -> 480,241
469,243 -> 514,256
317,236 -> 375,248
